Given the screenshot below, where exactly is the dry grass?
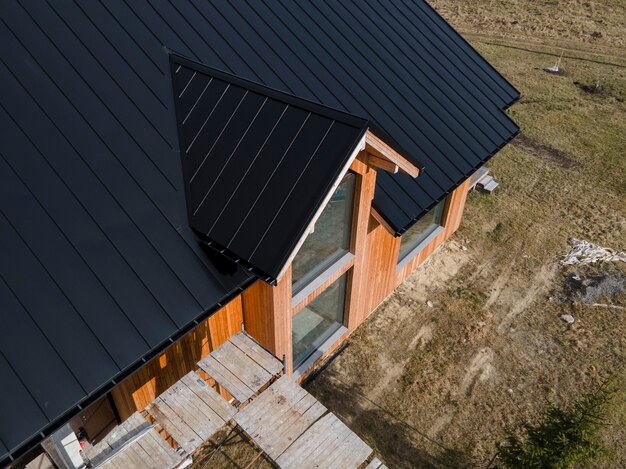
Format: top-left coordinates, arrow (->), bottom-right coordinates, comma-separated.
430,0 -> 626,55
306,3 -> 626,468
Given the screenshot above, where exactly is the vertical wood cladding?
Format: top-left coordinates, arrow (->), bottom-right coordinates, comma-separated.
110,177 -> 471,411
110,296 -> 243,420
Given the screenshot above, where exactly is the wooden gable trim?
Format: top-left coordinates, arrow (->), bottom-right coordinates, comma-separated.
371,207 -> 398,236
365,131 -> 420,178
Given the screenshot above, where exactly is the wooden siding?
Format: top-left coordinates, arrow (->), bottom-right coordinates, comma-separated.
395,179 -> 470,286
241,267 -> 293,375
109,168 -> 472,408
110,296 -> 243,420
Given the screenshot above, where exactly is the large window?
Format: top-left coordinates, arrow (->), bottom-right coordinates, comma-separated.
292,274 -> 347,369
398,199 -> 446,263
291,173 -> 355,291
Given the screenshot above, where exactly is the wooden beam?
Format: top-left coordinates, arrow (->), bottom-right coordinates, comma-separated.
371,207 -> 397,236
365,131 -> 420,178
367,154 -> 399,174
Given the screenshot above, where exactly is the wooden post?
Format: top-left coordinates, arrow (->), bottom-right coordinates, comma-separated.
345,152 -> 377,331
241,267 -> 293,375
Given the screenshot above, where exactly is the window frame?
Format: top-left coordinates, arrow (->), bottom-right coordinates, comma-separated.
291,172 -> 356,296
396,199 -> 448,270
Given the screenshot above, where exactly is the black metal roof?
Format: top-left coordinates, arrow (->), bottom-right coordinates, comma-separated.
172,56 -> 367,284
0,0 -> 517,463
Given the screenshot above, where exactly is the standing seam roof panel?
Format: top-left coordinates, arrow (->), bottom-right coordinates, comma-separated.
174,57 -> 368,282
0,0 -> 519,462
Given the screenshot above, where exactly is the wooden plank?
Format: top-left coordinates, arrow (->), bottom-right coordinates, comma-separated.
365,131 -> 420,178
263,400 -> 326,459
159,384 -> 219,441
229,332 -> 283,376
136,430 -> 182,468
365,458 -> 383,469
86,412 -> 151,467
367,154 -> 398,173
235,376 -> 326,460
300,414 -> 352,468
277,412 -> 343,468
211,340 -> 272,393
277,413 -> 371,469
146,399 -> 200,454
235,376 -> 307,432
323,431 -> 372,469
197,354 -> 253,403
180,372 -> 236,422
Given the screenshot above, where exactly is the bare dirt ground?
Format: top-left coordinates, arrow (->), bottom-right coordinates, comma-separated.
304,2 -> 626,468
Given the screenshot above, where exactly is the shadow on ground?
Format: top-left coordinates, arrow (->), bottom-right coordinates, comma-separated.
307,366 -> 473,469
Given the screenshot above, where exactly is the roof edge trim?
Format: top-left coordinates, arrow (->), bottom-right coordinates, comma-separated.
169,53 -> 369,128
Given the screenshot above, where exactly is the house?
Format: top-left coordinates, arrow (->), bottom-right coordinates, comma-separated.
0,1 -> 519,465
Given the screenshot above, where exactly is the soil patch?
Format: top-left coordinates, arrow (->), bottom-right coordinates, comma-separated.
511,133 -> 579,168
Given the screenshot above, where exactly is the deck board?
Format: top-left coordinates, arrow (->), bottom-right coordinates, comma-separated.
98,428 -> 182,469
278,413 -> 372,469
146,372 -> 235,454
235,376 -> 327,460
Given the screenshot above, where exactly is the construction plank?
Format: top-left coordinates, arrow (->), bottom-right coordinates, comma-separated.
276,413 -> 343,468
211,340 -> 273,394
229,332 -> 283,375
277,413 -> 371,469
235,376 -> 306,432
365,458 -> 383,469
136,430 -> 182,468
163,381 -> 224,440
146,399 -> 200,454
197,354 -> 253,403
234,376 -> 327,460
180,372 -> 236,422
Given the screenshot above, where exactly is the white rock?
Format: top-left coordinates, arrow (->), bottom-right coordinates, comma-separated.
461,245 -> 468,251
426,300 -> 434,308
560,314 -> 575,324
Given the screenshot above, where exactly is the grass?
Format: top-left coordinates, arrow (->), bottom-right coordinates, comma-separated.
305,2 -> 626,468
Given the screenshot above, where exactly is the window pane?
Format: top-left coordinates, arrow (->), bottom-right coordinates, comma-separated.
292,173 -> 355,289
398,199 -> 446,261
292,273 -> 347,369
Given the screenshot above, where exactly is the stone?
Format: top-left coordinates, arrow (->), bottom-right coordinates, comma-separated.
426,300 -> 434,308
560,314 -> 575,324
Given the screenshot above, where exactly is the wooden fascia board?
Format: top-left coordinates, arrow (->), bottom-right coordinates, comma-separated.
371,207 -> 398,236
365,131 -> 420,178
274,134 -> 367,283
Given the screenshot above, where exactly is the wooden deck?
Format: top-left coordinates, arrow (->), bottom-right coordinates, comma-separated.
98,428 -> 182,469
145,371 -> 236,454
235,375 -> 373,468
84,331 -> 380,468
197,331 -> 283,403
277,413 -> 372,469
83,412 -> 182,469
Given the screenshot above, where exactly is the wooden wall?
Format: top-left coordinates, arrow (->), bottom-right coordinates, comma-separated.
358,178 -> 471,322
110,296 -> 243,420
108,168 -> 473,413
241,267 -> 293,375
